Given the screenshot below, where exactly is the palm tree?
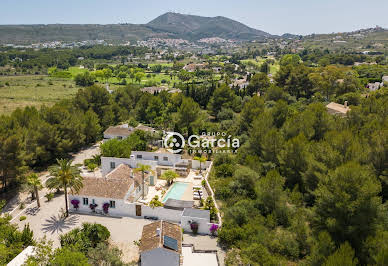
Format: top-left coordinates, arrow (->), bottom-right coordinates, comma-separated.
47,159 -> 83,217
27,173 -> 43,208
134,164 -> 153,199
194,156 -> 207,174
162,170 -> 179,186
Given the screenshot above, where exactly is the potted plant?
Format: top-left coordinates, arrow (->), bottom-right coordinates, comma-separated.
103,203 -> 109,214
209,223 -> 219,236
71,199 -> 80,210
89,203 -> 98,212
190,222 -> 199,235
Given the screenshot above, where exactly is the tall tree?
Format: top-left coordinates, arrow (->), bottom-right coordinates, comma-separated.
312,162 -> 383,257
26,173 -> 43,208
47,159 -> 83,217
134,164 -> 152,199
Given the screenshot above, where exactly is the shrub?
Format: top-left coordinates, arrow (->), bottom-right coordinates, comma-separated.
190,222 -> 199,234
19,216 -> 27,221
210,223 -> 219,236
149,195 -> 163,208
71,199 -> 80,209
45,193 -> 54,202
103,203 -> 109,214
89,203 -> 98,212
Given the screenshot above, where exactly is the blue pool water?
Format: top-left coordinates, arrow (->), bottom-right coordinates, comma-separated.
162,182 -> 189,202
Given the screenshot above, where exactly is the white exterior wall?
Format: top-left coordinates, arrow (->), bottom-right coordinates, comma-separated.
69,195 -> 181,222
181,216 -> 215,235
191,160 -> 211,170
101,157 -> 158,176
141,248 -> 179,266
69,194 -> 136,217
141,206 -> 182,223
131,151 -> 183,166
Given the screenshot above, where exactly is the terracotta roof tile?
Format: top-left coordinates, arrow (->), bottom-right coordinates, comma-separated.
104,126 -> 134,137
74,164 -> 147,199
140,221 -> 182,254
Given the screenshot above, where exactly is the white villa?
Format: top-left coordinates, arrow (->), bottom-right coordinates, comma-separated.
103,124 -> 134,141
70,164 -> 149,216
101,151 -> 191,178
69,150 -> 216,235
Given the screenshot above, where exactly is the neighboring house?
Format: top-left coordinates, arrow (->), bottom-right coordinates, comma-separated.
140,221 -> 182,266
103,124 -> 134,141
230,78 -> 249,89
168,88 -> 182,94
326,101 -> 351,116
101,151 -> 190,177
382,76 -> 388,85
141,86 -> 169,94
70,164 -> 149,215
367,82 -> 383,91
135,124 -> 158,134
7,246 -> 36,266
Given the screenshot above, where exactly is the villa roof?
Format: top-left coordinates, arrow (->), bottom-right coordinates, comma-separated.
103,126 -> 134,137
140,221 -> 182,254
182,208 -> 210,219
141,86 -> 169,94
74,164 -> 145,199
326,102 -> 350,116
163,199 -> 194,210
136,124 -> 157,133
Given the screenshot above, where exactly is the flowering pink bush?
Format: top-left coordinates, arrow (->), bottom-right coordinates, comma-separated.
210,223 -> 219,236
190,222 -> 199,234
103,203 -> 110,214
71,199 -> 80,209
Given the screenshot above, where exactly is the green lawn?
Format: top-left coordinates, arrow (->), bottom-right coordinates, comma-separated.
68,66 -> 89,76
0,75 -> 80,115
241,57 -> 280,75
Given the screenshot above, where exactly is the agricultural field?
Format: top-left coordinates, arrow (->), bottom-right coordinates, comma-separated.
0,75 -> 80,115
241,57 -> 280,75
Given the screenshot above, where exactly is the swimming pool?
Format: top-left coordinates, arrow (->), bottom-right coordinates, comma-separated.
162,182 -> 189,202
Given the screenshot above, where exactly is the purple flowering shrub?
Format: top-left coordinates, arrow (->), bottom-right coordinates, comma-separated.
71,199 -> 80,209
103,203 -> 110,214
210,223 -> 219,235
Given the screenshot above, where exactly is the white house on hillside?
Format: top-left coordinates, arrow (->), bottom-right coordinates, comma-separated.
103,124 -> 134,141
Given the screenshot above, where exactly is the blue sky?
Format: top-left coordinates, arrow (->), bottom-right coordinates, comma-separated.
1,0 -> 387,35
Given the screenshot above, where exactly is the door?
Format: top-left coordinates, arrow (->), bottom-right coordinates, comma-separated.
136,204 -> 142,216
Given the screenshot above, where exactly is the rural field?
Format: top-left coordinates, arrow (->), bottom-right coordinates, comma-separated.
0,75 -> 80,115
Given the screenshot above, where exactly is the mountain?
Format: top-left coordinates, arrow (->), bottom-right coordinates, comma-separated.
0,12 -> 271,44
146,12 -> 271,40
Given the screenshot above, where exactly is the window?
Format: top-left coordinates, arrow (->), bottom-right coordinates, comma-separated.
137,155 -> 143,159
110,162 -> 115,169
117,136 -> 123,140
83,198 -> 88,205
154,156 -> 159,160
163,157 -> 168,161
92,199 -> 95,204
110,201 -> 116,208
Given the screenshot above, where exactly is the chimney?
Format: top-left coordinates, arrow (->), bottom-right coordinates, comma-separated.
344,101 -> 348,108
156,228 -> 160,237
